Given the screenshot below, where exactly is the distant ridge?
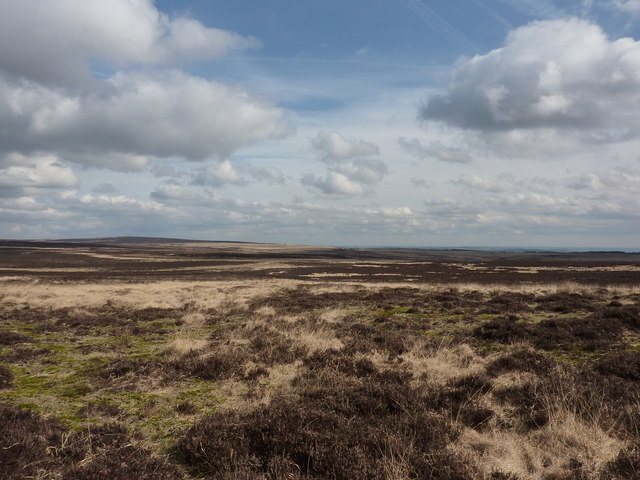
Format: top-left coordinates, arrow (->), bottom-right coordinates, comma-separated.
2,236 -> 262,245
0,236 -> 269,249
52,236 -> 217,244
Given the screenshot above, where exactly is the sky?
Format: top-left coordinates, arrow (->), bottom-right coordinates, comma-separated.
1,0 -> 640,248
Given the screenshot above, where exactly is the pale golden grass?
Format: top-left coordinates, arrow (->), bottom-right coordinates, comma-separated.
293,329 -> 344,353
0,267 -> 100,272
490,370 -> 540,392
164,337 -> 209,356
253,306 -> 277,317
254,361 -> 304,406
180,311 -> 207,326
398,340 -> 632,479
0,278 -> 304,309
64,251 -> 183,262
455,413 -> 624,479
400,341 -> 488,385
252,306 -> 345,353
319,307 -> 350,323
308,279 -> 639,296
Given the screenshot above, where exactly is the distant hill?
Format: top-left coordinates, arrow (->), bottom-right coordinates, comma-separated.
0,236 -> 260,247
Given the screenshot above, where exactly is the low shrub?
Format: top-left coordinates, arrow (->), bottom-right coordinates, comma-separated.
528,316 -> 622,350
482,293 -> 535,314
0,403 -> 64,479
175,401 -> 197,415
595,351 -> 640,382
487,347 -> 555,376
474,316 -> 623,350
178,352 -> 478,479
247,325 -> 308,365
0,365 -> 13,389
473,316 -> 526,343
0,406 -> 185,480
535,293 -> 597,314
0,331 -> 33,345
457,403 -> 495,430
65,444 -> 185,480
179,397 -> 474,480
177,348 -> 246,381
597,305 -> 640,330
493,383 -> 549,430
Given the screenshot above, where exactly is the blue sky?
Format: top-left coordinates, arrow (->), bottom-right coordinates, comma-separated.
1,0 -> 640,247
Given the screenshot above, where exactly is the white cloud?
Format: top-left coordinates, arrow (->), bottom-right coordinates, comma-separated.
421,18 -> 640,141
0,153 -> 78,196
190,160 -> 291,188
310,131 -> 379,161
0,0 -> 259,88
399,137 -> 473,163
302,172 -> 366,196
303,132 -> 387,197
0,1 -> 291,173
301,158 -> 388,197
455,174 -> 515,193
613,0 -> 640,13
150,184 -> 206,203
567,167 -> 640,193
249,166 -> 287,185
0,72 -> 292,164
192,160 -> 247,187
334,158 -> 388,184
379,206 -> 414,217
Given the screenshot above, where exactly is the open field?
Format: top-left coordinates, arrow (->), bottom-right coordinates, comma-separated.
1,238 -> 639,479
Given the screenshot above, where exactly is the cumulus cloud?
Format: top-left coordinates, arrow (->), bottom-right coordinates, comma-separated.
399,137 -> 473,163
0,0 -> 292,174
248,166 -> 287,185
333,158 -> 388,184
192,160 -> 247,187
302,172 -> 366,196
303,131 -> 387,197
301,159 -> 387,197
0,0 -> 259,88
150,184 -> 206,203
0,72 -> 291,164
311,131 -> 379,161
567,168 -> 640,193
0,153 -> 78,197
421,18 -> 640,141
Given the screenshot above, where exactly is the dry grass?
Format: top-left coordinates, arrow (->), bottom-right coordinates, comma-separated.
3,276 -> 638,310
1,260 -> 639,479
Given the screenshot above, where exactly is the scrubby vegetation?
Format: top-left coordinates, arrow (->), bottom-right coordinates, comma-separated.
1,275 -> 639,479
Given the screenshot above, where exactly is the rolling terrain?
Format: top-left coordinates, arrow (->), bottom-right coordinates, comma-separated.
0,238 -> 639,479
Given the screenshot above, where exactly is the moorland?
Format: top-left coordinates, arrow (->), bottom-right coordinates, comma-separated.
0,238 -> 639,479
